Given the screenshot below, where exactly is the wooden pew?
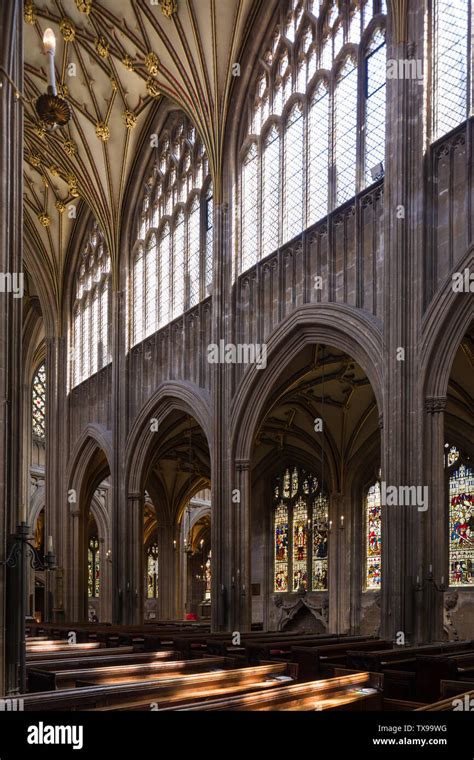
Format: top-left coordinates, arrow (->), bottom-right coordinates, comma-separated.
346,641 -> 474,672
292,639 -> 392,681
161,671 -> 383,711
21,662 -> 298,711
29,656 -> 236,691
27,650 -> 178,691
416,651 -> 474,702
26,645 -> 129,663
203,632 -> 343,659
243,634 -> 377,664
416,686 -> 474,711
26,641 -> 103,654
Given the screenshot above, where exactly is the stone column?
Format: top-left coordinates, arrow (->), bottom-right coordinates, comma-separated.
0,0 -> 23,695
125,494 -> 143,624
44,335 -> 66,623
234,460 -> 251,631
421,397 -> 448,642
159,523 -> 175,619
210,202 -> 232,630
111,287 -> 124,623
381,1 -> 426,643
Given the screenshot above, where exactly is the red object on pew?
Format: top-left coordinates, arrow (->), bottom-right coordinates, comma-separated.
185,613 -> 199,621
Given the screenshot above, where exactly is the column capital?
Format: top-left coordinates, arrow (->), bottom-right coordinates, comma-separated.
235,459 -> 250,473
425,396 -> 447,414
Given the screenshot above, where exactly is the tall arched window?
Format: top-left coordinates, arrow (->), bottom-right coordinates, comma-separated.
132,115 -> 212,346
72,222 -> 111,388
273,467 -> 328,592
238,0 -> 387,273
432,0 -> 470,142
146,541 -> 159,599
446,445 -> 474,586
32,363 -> 46,440
365,481 -> 382,589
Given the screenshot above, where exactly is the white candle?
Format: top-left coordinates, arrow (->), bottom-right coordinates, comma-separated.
429,564 -> 433,574
47,535 -> 53,553
416,575 -> 420,585
43,29 -> 57,94
340,515 -> 344,527
441,576 -> 445,586
19,503 -> 26,524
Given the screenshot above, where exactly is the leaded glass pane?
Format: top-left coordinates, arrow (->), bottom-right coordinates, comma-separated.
173,214 -> 185,319
433,0 -> 469,140
133,248 -> 144,345
188,199 -> 201,307
365,33 -> 386,185
32,363 -> 46,439
335,59 -> 358,204
283,104 -> 304,243
159,225 -> 171,328
308,85 -> 329,224
449,463 -> 474,586
145,238 -> 158,338
366,482 -> 382,589
241,144 -> 259,272
262,126 -> 280,256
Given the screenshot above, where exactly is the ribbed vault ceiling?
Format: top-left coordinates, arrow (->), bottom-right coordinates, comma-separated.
21,0 -> 264,322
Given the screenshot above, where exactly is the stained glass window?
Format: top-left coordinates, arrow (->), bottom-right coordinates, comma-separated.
132,114 -> 212,346
72,221 -> 111,388
449,461 -> 474,586
446,444 -> 460,468
432,0 -> 470,141
88,537 -> 100,598
147,542 -> 159,599
365,482 -> 382,589
274,467 -> 325,592
32,363 -> 46,439
204,550 -> 212,601
312,494 -> 329,590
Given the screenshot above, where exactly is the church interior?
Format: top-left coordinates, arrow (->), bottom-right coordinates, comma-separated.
0,0 -> 473,724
